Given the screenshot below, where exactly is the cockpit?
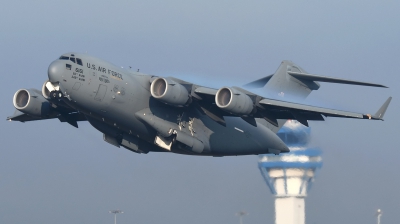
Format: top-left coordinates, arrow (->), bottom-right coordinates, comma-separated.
59,54 -> 83,66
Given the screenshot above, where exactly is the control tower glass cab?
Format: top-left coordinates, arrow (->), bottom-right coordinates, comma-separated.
258,120 -> 322,224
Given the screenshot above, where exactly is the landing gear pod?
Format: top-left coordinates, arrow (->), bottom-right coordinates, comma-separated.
174,131 -> 204,153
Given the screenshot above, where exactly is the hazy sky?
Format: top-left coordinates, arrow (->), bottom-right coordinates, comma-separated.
1,1 -> 399,224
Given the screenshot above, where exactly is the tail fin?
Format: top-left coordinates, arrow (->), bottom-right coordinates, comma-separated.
244,60 -> 387,100
266,61 -> 318,100
247,60 -> 388,132
244,61 -> 316,100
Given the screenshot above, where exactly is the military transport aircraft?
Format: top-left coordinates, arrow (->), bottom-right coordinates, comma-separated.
7,53 -> 392,156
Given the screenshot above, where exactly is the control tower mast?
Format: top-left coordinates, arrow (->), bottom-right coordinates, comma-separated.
258,121 -> 322,224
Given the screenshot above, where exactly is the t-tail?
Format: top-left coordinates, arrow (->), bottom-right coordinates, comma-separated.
244,60 -> 387,100
245,60 -> 389,132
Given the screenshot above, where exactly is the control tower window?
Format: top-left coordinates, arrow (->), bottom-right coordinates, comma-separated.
59,56 -> 69,60
76,58 -> 83,66
70,57 -> 76,63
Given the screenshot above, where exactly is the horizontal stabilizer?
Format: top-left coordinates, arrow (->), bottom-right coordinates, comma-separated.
288,71 -> 388,88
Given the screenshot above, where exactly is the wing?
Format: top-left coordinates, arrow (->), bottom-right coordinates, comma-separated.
8,87 -> 87,128
148,76 -> 391,127
191,84 -> 391,127
258,97 -> 392,126
7,105 -> 87,128
7,110 -> 55,122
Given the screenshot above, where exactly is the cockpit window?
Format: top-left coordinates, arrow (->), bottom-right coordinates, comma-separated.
60,55 -> 82,66
66,64 -> 72,70
76,58 -> 83,66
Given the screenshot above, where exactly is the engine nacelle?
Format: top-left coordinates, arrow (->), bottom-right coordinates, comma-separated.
13,89 -> 51,117
42,80 -> 60,99
150,77 -> 190,106
215,87 -> 254,115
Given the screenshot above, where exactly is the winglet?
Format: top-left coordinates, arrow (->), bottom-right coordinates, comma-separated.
373,97 -> 392,120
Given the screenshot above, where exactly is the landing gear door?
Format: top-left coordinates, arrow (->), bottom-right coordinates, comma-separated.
94,84 -> 107,102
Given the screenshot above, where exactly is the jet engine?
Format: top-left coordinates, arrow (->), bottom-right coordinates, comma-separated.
150,77 -> 190,106
13,89 -> 51,117
215,87 -> 254,115
42,80 -> 60,99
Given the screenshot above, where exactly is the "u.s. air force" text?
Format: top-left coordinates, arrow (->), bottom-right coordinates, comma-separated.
87,63 -> 123,80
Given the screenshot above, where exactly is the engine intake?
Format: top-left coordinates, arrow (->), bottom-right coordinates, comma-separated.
13,89 -> 51,117
42,80 -> 60,99
150,77 -> 190,106
215,87 -> 254,115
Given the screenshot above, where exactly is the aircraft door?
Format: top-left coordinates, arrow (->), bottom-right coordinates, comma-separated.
94,84 -> 107,102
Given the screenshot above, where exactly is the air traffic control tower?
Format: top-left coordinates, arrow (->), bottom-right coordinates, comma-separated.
258,121 -> 322,224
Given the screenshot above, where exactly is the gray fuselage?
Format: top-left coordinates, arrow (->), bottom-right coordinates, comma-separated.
47,52 -> 288,156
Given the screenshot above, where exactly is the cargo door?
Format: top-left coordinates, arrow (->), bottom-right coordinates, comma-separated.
94,84 -> 107,102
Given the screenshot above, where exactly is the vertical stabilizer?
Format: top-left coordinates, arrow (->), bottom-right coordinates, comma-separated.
245,61 -> 388,132
264,61 -> 320,100
254,61 -> 319,132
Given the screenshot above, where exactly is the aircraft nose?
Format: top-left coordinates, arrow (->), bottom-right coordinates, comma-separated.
48,60 -> 65,83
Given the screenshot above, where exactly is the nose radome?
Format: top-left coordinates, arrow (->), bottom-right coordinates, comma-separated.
48,61 -> 65,83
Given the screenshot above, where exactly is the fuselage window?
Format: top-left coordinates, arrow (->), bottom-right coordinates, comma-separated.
66,64 -> 72,70
76,58 -> 83,66
59,56 -> 69,60
70,57 -> 76,63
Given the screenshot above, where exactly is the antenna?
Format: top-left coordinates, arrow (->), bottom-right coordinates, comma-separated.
109,210 -> 123,224
376,209 -> 382,224
235,211 -> 248,224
